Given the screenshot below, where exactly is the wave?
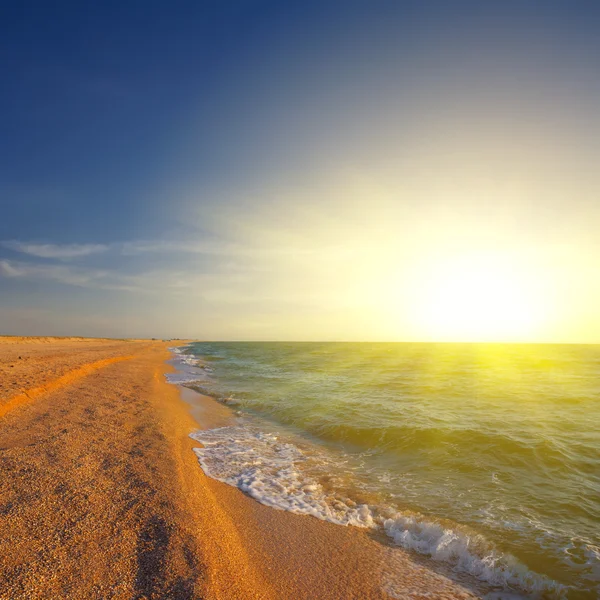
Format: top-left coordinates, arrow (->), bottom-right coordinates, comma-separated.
190,424 -> 565,599
168,343 -> 600,597
166,345 -> 211,384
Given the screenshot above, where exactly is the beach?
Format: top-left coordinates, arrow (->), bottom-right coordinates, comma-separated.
0,336 -> 483,599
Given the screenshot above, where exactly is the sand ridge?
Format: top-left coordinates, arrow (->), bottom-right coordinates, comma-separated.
0,337 -> 153,402
0,338 -> 273,599
0,355 -> 134,418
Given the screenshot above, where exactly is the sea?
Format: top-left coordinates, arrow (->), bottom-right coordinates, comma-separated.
167,342 -> 599,599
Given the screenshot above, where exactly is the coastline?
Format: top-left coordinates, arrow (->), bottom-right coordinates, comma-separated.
170,348 -> 485,599
0,337 -> 482,599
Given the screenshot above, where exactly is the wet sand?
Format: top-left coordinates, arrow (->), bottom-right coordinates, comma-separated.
0,336 -> 482,599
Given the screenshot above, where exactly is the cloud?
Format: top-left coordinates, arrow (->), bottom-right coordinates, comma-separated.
0,237 -> 254,295
0,259 -> 23,277
120,239 -> 233,256
0,257 -> 233,295
2,236 -> 333,262
0,230 -> 362,305
0,259 -> 139,291
1,238 -> 241,260
2,240 -> 108,259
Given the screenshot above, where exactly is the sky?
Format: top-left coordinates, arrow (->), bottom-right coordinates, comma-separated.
1,1 -> 600,341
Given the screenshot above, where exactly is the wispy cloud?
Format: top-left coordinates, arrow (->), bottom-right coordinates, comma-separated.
2,237 -> 339,261
120,239 -> 234,256
1,240 -> 108,259
0,257 -> 238,295
0,260 -> 22,277
0,231 -> 359,309
0,259 -> 141,291
1,238 -> 236,260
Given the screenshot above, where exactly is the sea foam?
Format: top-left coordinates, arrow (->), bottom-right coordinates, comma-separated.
166,346 -> 208,384
167,346 -> 570,598
191,426 -> 376,527
190,424 -> 565,599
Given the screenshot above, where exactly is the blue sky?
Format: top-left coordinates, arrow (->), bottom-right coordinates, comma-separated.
2,1 -> 600,340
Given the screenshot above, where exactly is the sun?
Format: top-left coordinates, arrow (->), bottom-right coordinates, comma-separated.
413,253 -> 543,342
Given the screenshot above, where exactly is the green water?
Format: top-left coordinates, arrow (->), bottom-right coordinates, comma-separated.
176,342 -> 600,598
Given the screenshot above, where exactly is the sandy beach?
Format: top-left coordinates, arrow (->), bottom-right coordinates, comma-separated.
0,337 -> 482,599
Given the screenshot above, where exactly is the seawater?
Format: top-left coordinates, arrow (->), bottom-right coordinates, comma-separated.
168,342 -> 600,599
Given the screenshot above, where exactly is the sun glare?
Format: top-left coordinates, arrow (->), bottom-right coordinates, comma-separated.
413,254 -> 544,342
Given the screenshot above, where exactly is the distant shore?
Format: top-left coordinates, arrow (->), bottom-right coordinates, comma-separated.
0,336 -> 481,599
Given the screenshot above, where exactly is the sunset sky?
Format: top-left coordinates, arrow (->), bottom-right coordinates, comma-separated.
2,1 -> 600,341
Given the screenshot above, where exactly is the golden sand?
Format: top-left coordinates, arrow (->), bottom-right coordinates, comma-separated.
0,337 -> 482,599
0,355 -> 134,418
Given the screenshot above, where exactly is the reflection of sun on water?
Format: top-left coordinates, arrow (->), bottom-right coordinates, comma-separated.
413,253 -> 545,342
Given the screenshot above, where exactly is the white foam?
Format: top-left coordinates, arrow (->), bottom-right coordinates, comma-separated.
191,426 -> 375,527
165,371 -> 204,384
382,515 -> 563,596
166,346 -> 208,385
189,424 -> 566,599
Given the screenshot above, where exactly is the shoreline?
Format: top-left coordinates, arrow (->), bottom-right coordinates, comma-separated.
171,349 -> 486,600
0,337 -> 271,599
0,336 -> 483,599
